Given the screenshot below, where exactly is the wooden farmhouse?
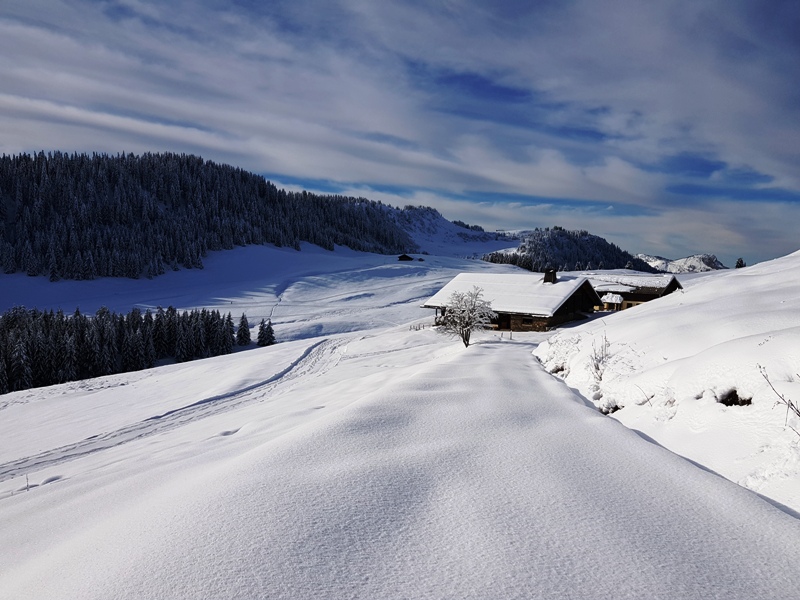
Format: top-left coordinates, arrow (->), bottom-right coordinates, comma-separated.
586,273 -> 683,310
422,271 -> 602,332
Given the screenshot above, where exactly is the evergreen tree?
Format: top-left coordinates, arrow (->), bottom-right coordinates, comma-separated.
735,258 -> 746,268
236,313 -> 251,346
78,314 -> 99,380
48,247 -> 60,282
174,320 -> 193,363
10,335 -> 32,391
164,306 -> 178,354
122,329 -> 146,371
153,307 -> 168,359
222,313 -> 235,354
257,319 -> 275,347
95,309 -> 117,376
0,348 -> 8,394
58,333 -> 78,383
257,318 -> 276,346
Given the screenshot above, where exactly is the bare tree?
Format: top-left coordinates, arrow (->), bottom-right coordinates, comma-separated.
438,286 -> 496,347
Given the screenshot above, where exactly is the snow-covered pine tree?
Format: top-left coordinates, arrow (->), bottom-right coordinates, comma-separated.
0,348 -> 8,394
257,319 -> 276,346
174,320 -> 193,363
237,313 -> 251,346
223,313 -> 235,354
59,333 -> 77,384
10,334 -> 32,392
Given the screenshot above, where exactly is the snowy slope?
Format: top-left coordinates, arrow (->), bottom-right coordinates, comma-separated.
0,242 -> 515,341
395,206 -> 514,257
535,251 -> 800,510
2,242 -> 800,598
637,252 -> 728,272
3,329 -> 800,599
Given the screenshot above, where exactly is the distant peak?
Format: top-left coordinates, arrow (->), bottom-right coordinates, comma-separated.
636,253 -> 728,273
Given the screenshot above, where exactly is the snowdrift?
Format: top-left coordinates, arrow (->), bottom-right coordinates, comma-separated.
534,249 -> 800,509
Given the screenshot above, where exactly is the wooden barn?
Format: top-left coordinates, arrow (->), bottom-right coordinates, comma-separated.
422,271 -> 601,332
586,273 -> 683,310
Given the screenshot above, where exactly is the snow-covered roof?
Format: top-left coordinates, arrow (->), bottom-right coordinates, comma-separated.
423,272 -> 596,317
584,272 -> 681,294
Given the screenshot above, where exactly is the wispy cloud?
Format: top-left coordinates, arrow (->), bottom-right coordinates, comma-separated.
1,0 -> 798,265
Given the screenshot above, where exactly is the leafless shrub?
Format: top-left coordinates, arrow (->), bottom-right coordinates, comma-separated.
590,332 -> 610,384
758,364 -> 800,438
438,286 -> 496,348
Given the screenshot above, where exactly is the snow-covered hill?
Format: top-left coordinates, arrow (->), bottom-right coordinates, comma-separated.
485,227 -> 654,272
535,252 -> 800,509
637,252 -> 728,272
2,241 -> 800,598
394,205 -> 515,257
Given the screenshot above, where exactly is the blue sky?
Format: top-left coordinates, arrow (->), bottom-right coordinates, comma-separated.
2,0 -> 799,266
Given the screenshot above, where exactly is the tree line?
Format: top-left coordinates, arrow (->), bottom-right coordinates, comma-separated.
483,226 -> 655,273
0,151 -> 418,280
0,305 -> 276,395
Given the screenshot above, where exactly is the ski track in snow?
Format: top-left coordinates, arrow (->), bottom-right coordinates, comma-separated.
0,337 -> 347,484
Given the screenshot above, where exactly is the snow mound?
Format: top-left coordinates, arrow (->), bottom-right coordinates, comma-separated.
534,250 -> 800,509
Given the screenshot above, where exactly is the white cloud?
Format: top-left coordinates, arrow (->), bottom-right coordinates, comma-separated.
1,0 -> 798,262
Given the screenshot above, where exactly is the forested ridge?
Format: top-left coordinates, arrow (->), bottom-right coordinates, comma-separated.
0,151 -> 417,280
483,226 -> 655,272
0,305 -> 275,395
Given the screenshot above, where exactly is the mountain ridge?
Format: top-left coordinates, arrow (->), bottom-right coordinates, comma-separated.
636,253 -> 728,273
482,226 -> 656,273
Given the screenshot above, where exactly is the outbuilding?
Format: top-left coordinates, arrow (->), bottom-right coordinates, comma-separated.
422,271 -> 601,332
585,273 -> 683,310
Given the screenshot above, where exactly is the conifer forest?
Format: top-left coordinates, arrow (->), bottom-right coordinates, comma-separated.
0,151 -> 417,280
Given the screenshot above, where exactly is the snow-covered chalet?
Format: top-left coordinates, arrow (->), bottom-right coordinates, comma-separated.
422,271 -> 601,332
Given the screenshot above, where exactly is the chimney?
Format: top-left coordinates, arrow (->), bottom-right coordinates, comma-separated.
543,269 -> 557,284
